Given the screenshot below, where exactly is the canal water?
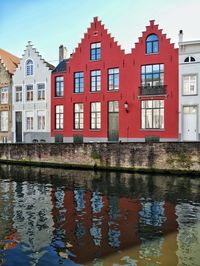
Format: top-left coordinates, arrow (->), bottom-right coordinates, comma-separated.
0,165 -> 200,266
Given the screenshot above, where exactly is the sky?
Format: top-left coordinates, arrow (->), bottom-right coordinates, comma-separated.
1,0 -> 200,65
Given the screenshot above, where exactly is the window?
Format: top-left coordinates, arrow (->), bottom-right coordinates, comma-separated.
55,76 -> 64,97
141,100 -> 164,129
26,111 -> 34,130
74,72 -> 84,93
37,111 -> 45,130
26,59 -> 33,76
74,103 -> 84,130
108,68 -> 119,91
26,85 -> 33,101
37,84 -> 45,100
0,87 -> 8,104
146,34 -> 159,54
141,64 -> 164,87
0,111 -> 8,131
108,101 -> 119,112
55,105 -> 64,130
184,56 -> 196,63
90,42 -> 101,61
183,75 -> 197,95
91,102 -> 101,129
15,86 -> 22,102
91,70 -> 101,92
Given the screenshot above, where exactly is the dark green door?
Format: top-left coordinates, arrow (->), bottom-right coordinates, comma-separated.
16,111 -> 22,142
108,101 -> 119,141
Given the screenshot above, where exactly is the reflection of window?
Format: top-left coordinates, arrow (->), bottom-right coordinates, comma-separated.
74,189 -> 85,212
26,59 -> 33,76
74,103 -> 84,130
91,102 -> 101,129
184,56 -> 195,63
141,100 -> 164,129
141,64 -> 164,87
0,87 -> 8,104
183,75 -> 197,95
26,111 -> 34,130
37,83 -> 45,100
0,111 -> 8,131
108,68 -> 119,91
108,228 -> 120,248
90,42 -> 101,61
74,72 -> 84,93
15,86 -> 22,102
146,34 -> 159,54
91,192 -> 103,213
90,223 -> 102,246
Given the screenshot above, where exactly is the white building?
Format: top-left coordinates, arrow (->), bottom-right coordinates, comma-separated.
12,42 -> 54,143
179,31 -> 200,141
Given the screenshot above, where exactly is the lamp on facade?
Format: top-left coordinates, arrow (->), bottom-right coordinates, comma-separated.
124,101 -> 129,113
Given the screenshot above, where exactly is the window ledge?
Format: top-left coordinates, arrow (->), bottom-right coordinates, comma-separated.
182,94 -> 198,96
140,128 -> 165,131
145,52 -> 159,55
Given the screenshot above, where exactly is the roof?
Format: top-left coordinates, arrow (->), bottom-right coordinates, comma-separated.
44,61 -> 55,70
52,59 -> 69,74
0,48 -> 20,74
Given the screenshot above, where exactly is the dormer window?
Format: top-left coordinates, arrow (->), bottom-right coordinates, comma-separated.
184,56 -> 196,63
26,59 -> 33,76
146,34 -> 159,54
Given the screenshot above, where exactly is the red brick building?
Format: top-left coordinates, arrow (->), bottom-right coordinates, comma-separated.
51,17 -> 178,142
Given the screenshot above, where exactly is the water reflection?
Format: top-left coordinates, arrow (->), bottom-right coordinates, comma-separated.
0,165 -> 200,265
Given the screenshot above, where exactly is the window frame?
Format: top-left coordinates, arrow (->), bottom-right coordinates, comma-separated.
146,34 -> 159,54
26,111 -> 34,131
55,105 -> 64,130
0,87 -> 9,104
182,74 -> 198,96
90,70 -> 101,92
37,83 -> 45,101
90,102 -> 101,130
74,72 -> 84,93
74,103 -> 84,130
15,86 -> 22,102
26,85 -> 33,101
26,59 -> 33,76
90,42 -> 101,61
55,76 -> 64,97
141,64 -> 164,87
108,68 -> 119,91
37,110 -> 46,130
0,111 -> 8,132
141,100 -> 164,130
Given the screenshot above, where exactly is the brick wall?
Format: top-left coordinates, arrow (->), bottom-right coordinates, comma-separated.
0,142 -> 200,173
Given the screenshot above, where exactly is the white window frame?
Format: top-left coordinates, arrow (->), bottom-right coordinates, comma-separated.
0,87 -> 9,104
182,74 -> 197,96
0,111 -> 8,131
26,59 -> 33,76
37,83 -> 45,101
37,110 -> 45,130
15,86 -> 22,102
26,111 -> 34,131
26,85 -> 33,101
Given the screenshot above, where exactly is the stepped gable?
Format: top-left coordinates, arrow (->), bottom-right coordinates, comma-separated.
70,16 -> 125,60
0,48 -> 19,74
131,20 -> 176,53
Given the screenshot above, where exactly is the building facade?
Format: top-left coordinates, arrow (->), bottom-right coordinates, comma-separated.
12,42 -> 54,143
0,49 -> 19,143
179,31 -> 200,141
51,17 -> 178,142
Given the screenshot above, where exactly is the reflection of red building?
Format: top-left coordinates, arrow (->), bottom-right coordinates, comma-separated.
51,17 -> 178,142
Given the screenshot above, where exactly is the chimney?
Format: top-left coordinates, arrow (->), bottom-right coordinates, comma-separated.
59,45 -> 67,62
179,30 -> 183,43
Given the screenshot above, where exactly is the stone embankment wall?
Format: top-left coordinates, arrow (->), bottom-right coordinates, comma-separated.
0,142 -> 199,174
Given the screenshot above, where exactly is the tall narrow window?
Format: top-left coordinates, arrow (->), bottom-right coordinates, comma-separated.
0,111 -> 8,131
141,100 -> 164,129
0,87 -> 9,104
26,111 -> 34,130
183,75 -> 197,95
55,76 -> 64,97
90,42 -> 101,61
55,105 -> 64,130
37,111 -> 45,130
91,102 -> 101,129
74,103 -> 84,130
37,83 -> 45,100
26,85 -> 33,101
26,59 -> 33,76
15,86 -> 22,102
91,70 -> 101,92
141,64 -> 164,87
108,68 -> 119,91
74,72 -> 84,93
146,34 -> 159,54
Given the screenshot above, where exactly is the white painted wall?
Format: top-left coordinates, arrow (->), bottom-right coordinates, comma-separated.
179,40 -> 200,141
12,43 -> 53,143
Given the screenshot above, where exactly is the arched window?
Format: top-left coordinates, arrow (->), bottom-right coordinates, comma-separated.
146,34 -> 159,54
26,59 -> 33,76
184,56 -> 196,63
